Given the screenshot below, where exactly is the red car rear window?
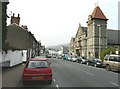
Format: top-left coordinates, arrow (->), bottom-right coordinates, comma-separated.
26,60 -> 49,68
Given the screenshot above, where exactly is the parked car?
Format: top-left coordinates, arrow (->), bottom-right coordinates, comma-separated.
103,54 -> 120,72
71,55 -> 80,62
58,55 -> 62,59
79,56 -> 88,64
46,54 -> 52,58
63,54 -> 71,61
87,58 -> 103,67
22,58 -> 52,85
52,54 -> 56,58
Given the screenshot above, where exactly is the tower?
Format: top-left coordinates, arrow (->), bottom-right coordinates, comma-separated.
87,6 -> 108,58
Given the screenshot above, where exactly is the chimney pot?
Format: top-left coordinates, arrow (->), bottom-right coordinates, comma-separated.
13,13 -> 15,17
18,14 -> 20,17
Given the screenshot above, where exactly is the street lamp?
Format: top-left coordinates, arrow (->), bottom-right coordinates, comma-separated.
97,24 -> 101,59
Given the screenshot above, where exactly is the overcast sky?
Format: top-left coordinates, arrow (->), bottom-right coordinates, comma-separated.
7,0 -> 119,47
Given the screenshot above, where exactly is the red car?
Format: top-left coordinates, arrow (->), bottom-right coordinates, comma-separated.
22,58 -> 52,85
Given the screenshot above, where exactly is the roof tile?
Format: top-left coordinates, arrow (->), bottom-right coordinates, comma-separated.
91,6 -> 108,20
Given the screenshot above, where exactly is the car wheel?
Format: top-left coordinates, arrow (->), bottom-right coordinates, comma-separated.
81,61 -> 83,64
87,62 -> 89,65
22,81 -> 27,86
48,80 -> 52,84
106,65 -> 111,71
76,60 -> 79,63
94,64 -> 97,67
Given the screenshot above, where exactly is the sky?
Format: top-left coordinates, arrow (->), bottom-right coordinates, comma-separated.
7,0 -> 119,47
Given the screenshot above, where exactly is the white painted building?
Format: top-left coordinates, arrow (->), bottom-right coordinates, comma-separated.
0,50 -> 27,67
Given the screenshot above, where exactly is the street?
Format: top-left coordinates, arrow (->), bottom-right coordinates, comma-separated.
2,58 -> 120,88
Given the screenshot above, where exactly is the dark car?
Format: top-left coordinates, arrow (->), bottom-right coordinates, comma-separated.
22,58 -> 52,85
87,58 -> 103,67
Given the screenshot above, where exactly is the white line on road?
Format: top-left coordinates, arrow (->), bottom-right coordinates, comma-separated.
79,68 -> 94,76
56,84 -> 59,89
53,79 -> 56,82
53,78 -> 59,88
84,71 -> 94,76
110,82 -> 120,87
79,68 -> 84,72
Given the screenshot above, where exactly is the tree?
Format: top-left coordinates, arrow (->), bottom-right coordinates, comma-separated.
100,48 -> 116,61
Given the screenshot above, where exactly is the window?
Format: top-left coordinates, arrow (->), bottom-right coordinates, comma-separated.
109,56 -> 115,61
104,55 -> 109,61
114,56 -> 120,62
27,60 -> 49,68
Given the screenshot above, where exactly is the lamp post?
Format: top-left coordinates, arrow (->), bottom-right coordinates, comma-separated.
97,24 -> 101,59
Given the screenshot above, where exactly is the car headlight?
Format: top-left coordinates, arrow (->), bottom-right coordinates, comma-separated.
82,60 -> 85,62
96,62 -> 100,65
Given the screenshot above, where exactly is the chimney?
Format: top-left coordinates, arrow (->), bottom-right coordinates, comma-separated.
13,13 -> 15,17
18,14 -> 20,17
10,13 -> 20,25
21,25 -> 28,31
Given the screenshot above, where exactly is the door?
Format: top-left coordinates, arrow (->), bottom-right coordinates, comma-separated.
113,56 -> 120,71
109,56 -> 115,69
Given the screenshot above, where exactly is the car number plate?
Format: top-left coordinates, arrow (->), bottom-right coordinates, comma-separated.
32,76 -> 43,79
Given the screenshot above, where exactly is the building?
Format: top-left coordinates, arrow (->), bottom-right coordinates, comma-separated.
7,13 -> 42,58
61,46 -> 69,55
107,29 -> 120,49
0,0 -> 9,51
74,24 -> 87,56
118,1 -> 120,29
1,13 -> 42,67
70,5 -> 120,58
69,37 -> 75,55
86,6 -> 108,58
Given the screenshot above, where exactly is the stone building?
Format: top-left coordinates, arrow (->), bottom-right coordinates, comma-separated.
87,6 -> 108,58
69,37 -> 75,55
70,5 -> 120,58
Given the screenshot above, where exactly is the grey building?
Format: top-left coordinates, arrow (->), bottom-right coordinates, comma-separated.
0,0 -> 9,51
86,6 -> 108,58
5,13 -> 41,59
69,37 -> 75,55
70,5 -> 120,58
61,46 -> 69,55
107,29 -> 120,49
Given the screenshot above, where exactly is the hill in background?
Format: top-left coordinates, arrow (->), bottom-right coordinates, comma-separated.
46,43 -> 70,50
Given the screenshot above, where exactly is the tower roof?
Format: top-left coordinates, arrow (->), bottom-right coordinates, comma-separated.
91,6 -> 108,20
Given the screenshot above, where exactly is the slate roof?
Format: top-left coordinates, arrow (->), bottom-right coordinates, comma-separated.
6,23 -> 37,50
91,6 -> 108,20
107,29 -> 120,45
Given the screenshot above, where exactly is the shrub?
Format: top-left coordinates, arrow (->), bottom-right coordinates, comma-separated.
100,48 -> 116,61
